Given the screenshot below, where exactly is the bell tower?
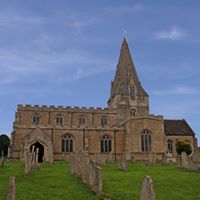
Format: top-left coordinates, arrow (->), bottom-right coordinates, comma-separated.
108,38 -> 149,119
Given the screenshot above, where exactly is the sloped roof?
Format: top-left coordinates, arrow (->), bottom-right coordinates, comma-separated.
110,38 -> 148,98
164,119 -> 195,136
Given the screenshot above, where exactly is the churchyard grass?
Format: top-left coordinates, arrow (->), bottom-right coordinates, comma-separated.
1,161 -> 200,200
0,161 -> 99,200
102,162 -> 200,200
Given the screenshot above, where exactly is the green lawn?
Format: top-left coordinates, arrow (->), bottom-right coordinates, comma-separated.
0,161 -> 200,200
102,162 -> 200,200
0,161 -> 99,200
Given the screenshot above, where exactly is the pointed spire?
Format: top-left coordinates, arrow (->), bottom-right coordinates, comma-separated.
110,37 -> 148,98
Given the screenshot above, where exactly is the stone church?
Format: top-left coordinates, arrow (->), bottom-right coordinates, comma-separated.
10,38 -> 198,163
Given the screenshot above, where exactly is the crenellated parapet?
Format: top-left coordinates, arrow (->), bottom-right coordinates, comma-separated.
17,104 -> 110,112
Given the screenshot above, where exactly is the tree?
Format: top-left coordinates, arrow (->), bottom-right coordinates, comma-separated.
0,134 -> 10,156
176,141 -> 192,155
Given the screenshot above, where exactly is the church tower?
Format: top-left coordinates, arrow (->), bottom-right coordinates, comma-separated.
108,38 -> 149,119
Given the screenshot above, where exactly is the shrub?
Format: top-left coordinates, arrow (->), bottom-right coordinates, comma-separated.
0,134 -> 10,156
176,141 -> 192,155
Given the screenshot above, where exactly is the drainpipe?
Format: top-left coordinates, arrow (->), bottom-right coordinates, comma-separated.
114,129 -> 117,161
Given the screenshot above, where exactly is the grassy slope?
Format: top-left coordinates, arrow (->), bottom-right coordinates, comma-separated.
102,162 -> 200,200
1,161 -> 200,200
0,161 -> 99,200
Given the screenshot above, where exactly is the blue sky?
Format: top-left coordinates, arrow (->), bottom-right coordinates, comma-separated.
0,1 -> 200,145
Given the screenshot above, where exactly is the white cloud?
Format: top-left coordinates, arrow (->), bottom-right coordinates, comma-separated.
154,26 -> 185,40
0,12 -> 44,27
70,19 -> 93,31
104,4 -> 143,14
0,46 -> 114,86
153,85 -> 199,95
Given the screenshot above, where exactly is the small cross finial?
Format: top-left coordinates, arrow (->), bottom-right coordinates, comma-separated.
123,31 -> 127,38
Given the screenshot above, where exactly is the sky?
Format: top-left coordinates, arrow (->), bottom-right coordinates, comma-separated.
0,0 -> 199,145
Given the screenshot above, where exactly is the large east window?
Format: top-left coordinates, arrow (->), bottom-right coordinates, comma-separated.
141,130 -> 151,152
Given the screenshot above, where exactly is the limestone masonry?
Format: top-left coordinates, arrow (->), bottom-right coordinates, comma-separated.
10,38 -> 198,162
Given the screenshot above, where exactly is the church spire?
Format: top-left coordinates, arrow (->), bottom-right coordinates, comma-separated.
110,37 -> 148,98
108,38 -> 149,117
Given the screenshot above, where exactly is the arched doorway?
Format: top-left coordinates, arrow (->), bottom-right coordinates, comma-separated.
30,142 -> 44,162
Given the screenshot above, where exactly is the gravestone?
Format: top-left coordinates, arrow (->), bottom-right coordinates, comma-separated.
35,148 -> 39,163
131,154 -> 136,164
119,153 -> 127,171
95,154 -> 106,166
176,155 -> 181,167
24,147 -> 31,175
7,147 -> 10,159
106,153 -> 113,163
140,176 -> 156,200
181,151 -> 189,169
7,176 -> 15,200
147,152 -> 156,166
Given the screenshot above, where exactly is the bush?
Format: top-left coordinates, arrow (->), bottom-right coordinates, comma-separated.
0,134 -> 10,156
176,141 -> 192,155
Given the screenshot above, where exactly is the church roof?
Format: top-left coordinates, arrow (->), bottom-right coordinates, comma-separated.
164,119 -> 195,136
110,37 -> 148,98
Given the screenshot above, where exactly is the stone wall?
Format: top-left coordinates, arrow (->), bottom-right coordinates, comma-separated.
125,116 -> 166,160
7,176 -> 15,200
69,152 -> 102,194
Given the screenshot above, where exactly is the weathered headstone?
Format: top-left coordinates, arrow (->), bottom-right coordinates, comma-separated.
95,154 -> 106,166
7,176 -> 15,200
119,153 -> 127,171
7,147 -> 10,159
147,152 -> 156,166
181,151 -> 189,169
24,148 -> 31,175
35,148 -> 39,163
176,155 -> 181,167
131,154 -> 136,164
140,176 -> 156,200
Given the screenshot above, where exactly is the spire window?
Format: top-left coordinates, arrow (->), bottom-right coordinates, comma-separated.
130,85 -> 135,100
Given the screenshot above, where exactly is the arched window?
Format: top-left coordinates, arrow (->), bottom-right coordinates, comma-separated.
130,108 -> 136,116
56,114 -> 63,125
79,115 -> 85,125
101,116 -> 107,126
141,130 -> 151,152
167,140 -> 173,153
33,113 -> 40,125
130,85 -> 135,100
101,135 -> 111,153
61,134 -> 73,153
